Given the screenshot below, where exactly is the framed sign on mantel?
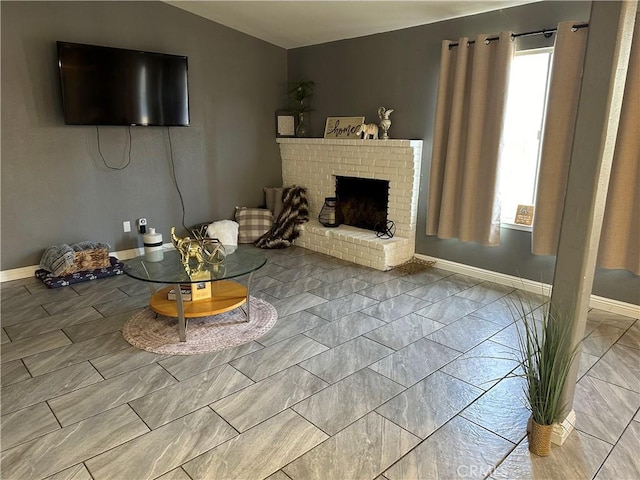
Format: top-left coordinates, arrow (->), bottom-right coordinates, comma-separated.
275,111 -> 297,138
324,116 -> 364,139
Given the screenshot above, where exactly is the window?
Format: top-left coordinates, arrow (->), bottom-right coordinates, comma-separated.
499,48 -> 553,228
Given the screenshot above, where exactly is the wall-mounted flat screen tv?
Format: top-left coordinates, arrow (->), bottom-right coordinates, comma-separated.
57,41 -> 190,126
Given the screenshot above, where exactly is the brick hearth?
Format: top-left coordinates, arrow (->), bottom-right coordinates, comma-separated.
278,138 -> 422,270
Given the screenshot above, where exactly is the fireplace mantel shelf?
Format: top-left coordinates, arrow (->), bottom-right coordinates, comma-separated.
276,138 -> 422,148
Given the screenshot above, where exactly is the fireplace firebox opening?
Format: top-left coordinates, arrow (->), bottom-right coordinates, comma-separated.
335,176 -> 389,232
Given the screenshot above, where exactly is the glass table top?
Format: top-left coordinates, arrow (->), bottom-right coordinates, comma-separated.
123,247 -> 267,284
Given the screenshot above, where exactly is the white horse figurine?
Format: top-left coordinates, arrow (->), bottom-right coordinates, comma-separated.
356,123 -> 379,140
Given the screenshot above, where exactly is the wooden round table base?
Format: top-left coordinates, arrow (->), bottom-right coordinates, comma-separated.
150,280 -> 247,318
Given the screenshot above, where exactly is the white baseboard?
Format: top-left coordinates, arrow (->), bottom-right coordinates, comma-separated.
551,410 -> 576,446
0,265 -> 41,283
0,243 -> 174,283
415,254 -> 640,319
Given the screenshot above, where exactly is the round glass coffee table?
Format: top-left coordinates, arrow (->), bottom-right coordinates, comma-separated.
123,247 -> 266,342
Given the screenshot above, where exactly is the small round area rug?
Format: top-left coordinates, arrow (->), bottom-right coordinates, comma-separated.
122,297 -> 277,355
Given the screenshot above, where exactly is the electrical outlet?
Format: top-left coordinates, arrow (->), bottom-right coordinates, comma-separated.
136,218 -> 147,234
123,221 -> 131,233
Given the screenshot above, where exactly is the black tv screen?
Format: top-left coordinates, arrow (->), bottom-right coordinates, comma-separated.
57,41 -> 190,126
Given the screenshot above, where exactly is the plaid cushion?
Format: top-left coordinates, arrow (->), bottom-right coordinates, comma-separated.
235,207 -> 273,243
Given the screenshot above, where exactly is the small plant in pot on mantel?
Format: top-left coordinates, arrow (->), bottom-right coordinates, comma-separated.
288,80 -> 314,137
509,296 -> 580,457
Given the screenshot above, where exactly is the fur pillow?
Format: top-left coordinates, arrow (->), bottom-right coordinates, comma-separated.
235,207 -> 273,243
206,219 -> 239,254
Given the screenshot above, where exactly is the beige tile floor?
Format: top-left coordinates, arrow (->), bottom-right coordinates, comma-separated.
1,245 -> 639,480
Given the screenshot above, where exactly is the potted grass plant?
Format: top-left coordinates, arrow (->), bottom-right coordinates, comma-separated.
510,296 -> 580,456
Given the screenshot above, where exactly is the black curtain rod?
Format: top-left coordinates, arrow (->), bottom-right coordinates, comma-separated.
448,23 -> 589,49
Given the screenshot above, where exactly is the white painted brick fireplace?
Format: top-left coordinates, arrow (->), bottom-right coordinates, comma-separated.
278,138 -> 422,270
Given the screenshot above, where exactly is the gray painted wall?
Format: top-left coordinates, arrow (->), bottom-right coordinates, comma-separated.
287,0 -> 640,305
1,1 -> 286,270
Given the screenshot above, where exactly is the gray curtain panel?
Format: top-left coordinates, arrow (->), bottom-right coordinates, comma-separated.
427,31 -> 514,246
534,19 -> 639,275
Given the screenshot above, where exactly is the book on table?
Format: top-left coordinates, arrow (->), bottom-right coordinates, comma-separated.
167,272 -> 212,302
167,286 -> 192,301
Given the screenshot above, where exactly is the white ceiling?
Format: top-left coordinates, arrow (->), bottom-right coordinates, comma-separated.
166,1 -> 538,49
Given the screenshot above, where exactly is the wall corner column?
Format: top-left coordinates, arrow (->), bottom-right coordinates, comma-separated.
550,0 -> 637,444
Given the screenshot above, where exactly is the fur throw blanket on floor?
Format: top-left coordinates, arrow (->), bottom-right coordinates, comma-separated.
255,186 -> 309,249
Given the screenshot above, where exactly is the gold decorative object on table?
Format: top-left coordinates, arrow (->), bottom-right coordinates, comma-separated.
189,270 -> 212,301
170,226 -> 226,276
191,225 -> 226,265
170,227 -> 204,274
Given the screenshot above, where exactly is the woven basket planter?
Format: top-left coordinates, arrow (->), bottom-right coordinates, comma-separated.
529,420 -> 553,456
